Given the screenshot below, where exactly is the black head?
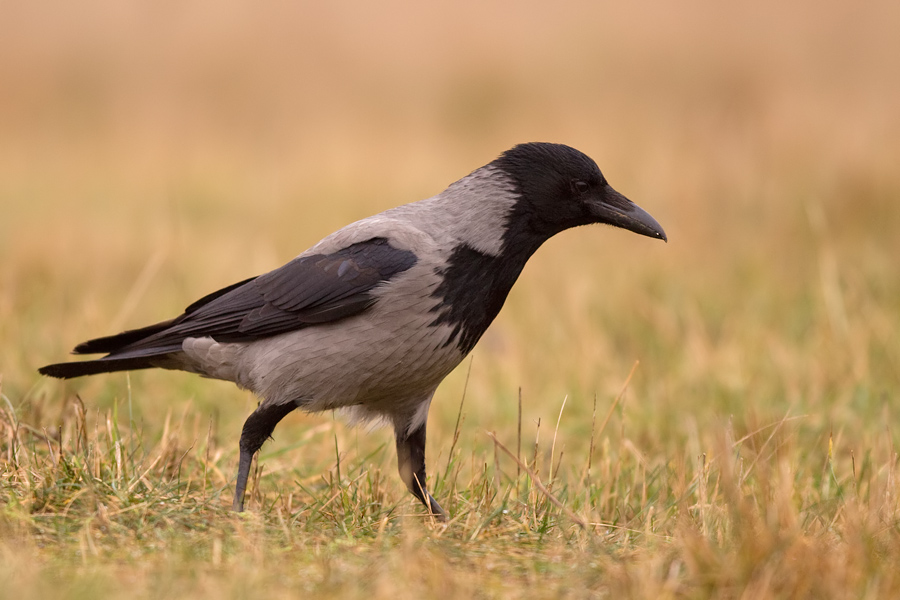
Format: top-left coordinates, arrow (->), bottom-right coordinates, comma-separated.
493,142 -> 666,245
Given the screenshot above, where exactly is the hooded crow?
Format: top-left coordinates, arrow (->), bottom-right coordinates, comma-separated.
39,142 -> 666,519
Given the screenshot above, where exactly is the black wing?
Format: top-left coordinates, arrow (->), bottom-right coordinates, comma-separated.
78,237 -> 417,358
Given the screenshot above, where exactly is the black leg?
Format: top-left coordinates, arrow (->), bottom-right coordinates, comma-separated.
395,421 -> 448,520
233,401 -> 297,512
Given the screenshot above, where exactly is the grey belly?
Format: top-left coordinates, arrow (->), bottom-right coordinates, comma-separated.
185,309 -> 464,416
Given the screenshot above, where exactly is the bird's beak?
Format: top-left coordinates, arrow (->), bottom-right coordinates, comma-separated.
589,185 -> 667,242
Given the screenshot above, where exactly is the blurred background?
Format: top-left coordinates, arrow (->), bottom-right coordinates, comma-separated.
2,1 -> 898,459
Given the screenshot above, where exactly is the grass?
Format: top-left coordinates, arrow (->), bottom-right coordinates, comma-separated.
3,362 -> 900,598
2,1 -> 900,598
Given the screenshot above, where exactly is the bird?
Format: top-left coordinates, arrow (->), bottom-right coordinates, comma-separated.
39,142 -> 666,519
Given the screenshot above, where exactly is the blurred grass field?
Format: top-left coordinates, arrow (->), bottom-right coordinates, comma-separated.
2,1 -> 900,598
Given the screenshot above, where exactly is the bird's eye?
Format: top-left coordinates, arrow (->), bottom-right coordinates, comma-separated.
572,180 -> 589,194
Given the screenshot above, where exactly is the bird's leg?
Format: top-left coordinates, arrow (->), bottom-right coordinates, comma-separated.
233,401 -> 297,512
395,421 -> 448,520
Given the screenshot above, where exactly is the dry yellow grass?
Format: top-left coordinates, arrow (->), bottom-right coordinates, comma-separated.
2,1 -> 900,598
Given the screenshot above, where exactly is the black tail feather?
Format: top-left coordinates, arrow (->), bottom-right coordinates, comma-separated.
39,357 -> 158,379
73,319 -> 176,355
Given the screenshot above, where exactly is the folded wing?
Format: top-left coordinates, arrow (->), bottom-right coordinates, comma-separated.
39,237 -> 417,378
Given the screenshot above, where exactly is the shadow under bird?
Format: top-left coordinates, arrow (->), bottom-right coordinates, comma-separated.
40,142 -> 666,519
